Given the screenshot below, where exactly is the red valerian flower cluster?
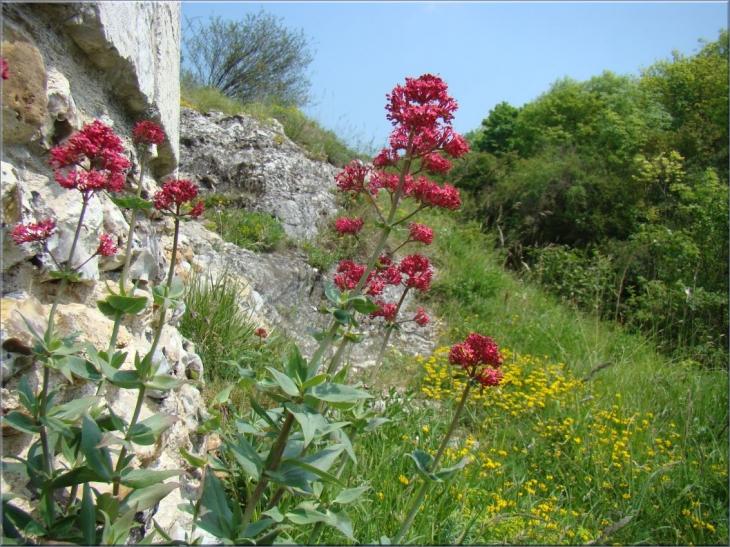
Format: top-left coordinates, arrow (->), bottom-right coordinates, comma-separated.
334,217 -> 364,236
370,302 -> 397,323
413,307 -> 430,327
254,327 -> 268,339
153,178 -> 204,218
96,234 -> 119,257
49,120 -> 130,194
10,219 -> 56,245
408,222 -> 434,245
399,254 -> 433,292
335,160 -> 371,197
132,120 -> 165,146
448,333 -> 504,388
2,57 -> 8,80
334,255 -> 403,296
384,74 -> 469,162
412,178 -> 461,210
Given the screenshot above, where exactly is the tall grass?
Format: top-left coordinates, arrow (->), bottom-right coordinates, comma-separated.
314,208 -> 728,544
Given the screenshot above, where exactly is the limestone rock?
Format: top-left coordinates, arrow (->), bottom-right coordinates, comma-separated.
1,40 -> 47,144
178,107 -> 341,241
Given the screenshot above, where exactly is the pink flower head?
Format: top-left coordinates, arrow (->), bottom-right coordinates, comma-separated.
254,327 -> 268,339
370,301 -> 398,323
421,153 -> 452,174
153,178 -> 204,217
474,367 -> 503,387
412,178 -> 461,211
372,148 -> 400,169
132,121 -> 165,146
49,120 -> 130,194
386,74 -> 457,131
408,222 -> 434,245
10,219 -> 55,245
333,259 -> 367,292
414,307 -> 430,327
335,160 -> 371,197
96,234 -> 119,257
399,254 -> 433,292
2,57 -> 8,80
448,333 -> 504,388
334,217 -> 364,236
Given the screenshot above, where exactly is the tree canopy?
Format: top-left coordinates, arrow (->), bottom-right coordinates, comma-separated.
182,10 -> 315,107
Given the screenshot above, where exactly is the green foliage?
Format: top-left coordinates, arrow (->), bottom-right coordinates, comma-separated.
201,199 -> 287,252
448,31 -> 728,367
177,271 -> 278,385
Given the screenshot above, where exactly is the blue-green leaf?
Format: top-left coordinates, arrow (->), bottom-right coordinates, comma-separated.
308,382 -> 372,403
129,413 -> 178,446
265,366 -> 300,397
195,466 -> 233,540
81,414 -> 113,481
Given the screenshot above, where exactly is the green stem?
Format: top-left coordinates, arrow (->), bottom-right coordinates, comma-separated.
240,412 -> 296,533
112,216 -> 179,496
368,286 -> 410,385
307,132 -> 415,377
120,152 -> 147,289
393,381 -> 472,544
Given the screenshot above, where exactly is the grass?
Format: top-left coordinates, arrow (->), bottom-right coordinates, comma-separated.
200,194 -> 288,252
314,210 -> 728,545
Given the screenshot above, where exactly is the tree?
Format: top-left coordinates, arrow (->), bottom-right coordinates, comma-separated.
182,10 -> 315,107
474,101 -> 521,156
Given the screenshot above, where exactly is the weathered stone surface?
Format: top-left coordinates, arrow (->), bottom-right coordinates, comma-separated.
178,107 -> 342,241
1,40 -> 47,144
57,1 -> 181,174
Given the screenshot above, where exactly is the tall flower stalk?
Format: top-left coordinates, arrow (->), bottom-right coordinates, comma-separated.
393,333 -> 504,543
112,177 -> 203,495
9,120 -> 129,525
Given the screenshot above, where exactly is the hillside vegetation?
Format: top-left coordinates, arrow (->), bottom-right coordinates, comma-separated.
177,32 -> 728,543
446,30 -> 728,369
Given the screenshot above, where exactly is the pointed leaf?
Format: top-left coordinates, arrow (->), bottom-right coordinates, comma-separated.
227,435 -> 263,480
406,449 -> 440,482
17,376 -> 36,414
144,374 -> 189,391
106,295 -> 148,315
285,403 -> 327,447
265,366 -> 300,397
300,373 -> 328,392
48,396 -> 101,422
51,466 -> 106,489
81,482 -> 96,546
129,413 -> 178,446
98,357 -> 142,389
349,295 -> 381,315
333,309 -> 353,325
285,345 -> 308,384
81,414 -> 113,481
121,482 -> 180,513
323,280 -> 342,305
308,382 -> 372,403
248,395 -> 281,432
333,484 -> 371,505
180,447 -> 208,468
196,467 -> 233,540
435,456 -> 473,480
213,385 -> 235,406
326,507 -> 356,542
2,411 -> 40,434
121,468 -> 187,489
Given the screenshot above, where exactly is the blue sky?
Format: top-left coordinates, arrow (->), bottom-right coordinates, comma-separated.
181,1 -> 728,151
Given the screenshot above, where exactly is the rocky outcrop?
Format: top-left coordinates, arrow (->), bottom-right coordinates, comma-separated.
178,108 -> 341,241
